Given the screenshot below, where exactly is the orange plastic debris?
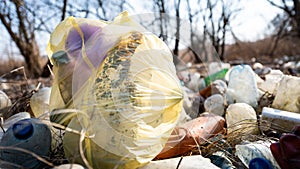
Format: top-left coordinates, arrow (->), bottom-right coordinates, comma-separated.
156,113 -> 225,159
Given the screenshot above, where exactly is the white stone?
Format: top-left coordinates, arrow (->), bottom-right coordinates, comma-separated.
283,61 -> 296,69
225,103 -> 258,134
138,155 -> 219,169
186,73 -> 206,92
204,94 -> 225,116
225,65 -> 259,107
253,62 -> 263,70
211,80 -> 227,95
272,75 -> 300,113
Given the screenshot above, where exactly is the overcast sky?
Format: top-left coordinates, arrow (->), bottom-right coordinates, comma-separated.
231,0 -> 282,42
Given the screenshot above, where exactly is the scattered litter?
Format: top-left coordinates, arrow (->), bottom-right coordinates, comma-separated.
156,113 -> 225,159
1,10 -> 300,169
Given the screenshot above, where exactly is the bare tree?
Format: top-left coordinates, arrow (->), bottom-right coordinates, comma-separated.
186,0 -> 207,63
202,0 -> 241,61
267,13 -> 291,56
267,0 -> 300,38
61,0 -> 68,21
0,0 -> 43,77
153,0 -> 168,41
173,0 -> 181,60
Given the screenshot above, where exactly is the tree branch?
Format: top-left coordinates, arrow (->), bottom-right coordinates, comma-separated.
61,0 -> 68,21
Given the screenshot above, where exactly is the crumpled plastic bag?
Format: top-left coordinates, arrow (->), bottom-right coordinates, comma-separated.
270,125 -> 300,169
47,11 -> 183,168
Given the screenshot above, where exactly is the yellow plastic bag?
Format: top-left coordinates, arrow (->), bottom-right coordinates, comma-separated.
47,16 -> 107,125
47,11 -> 183,169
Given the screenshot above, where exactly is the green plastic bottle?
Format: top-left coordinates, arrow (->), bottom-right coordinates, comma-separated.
204,68 -> 229,86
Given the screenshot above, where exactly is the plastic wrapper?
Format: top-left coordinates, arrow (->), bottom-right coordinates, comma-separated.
47,11 -> 183,168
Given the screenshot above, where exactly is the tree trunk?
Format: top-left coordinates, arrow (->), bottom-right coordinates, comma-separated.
294,0 -> 300,37
21,41 -> 43,78
173,0 -> 181,65
26,52 -> 43,78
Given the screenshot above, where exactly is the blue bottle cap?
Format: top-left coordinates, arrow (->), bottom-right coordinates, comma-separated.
249,157 -> 272,169
12,119 -> 33,140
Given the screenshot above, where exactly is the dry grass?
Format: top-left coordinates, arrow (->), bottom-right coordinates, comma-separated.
224,36 -> 300,63
0,59 -> 25,77
177,36 -> 300,65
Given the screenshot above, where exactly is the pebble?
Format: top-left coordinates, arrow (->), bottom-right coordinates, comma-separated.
204,94 -> 225,116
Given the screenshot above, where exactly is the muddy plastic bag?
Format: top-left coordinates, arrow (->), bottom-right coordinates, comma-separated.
47,11 -> 183,169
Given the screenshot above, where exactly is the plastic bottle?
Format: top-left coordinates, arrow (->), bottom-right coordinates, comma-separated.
205,68 -> 228,86
0,118 -> 52,169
